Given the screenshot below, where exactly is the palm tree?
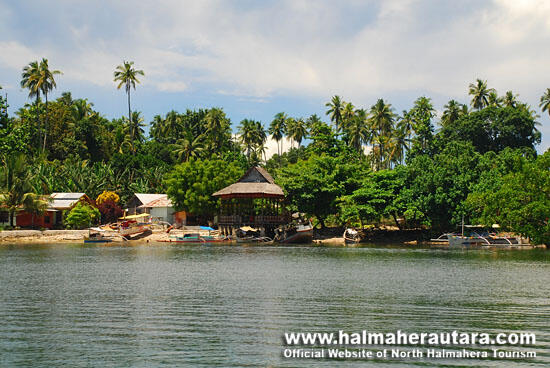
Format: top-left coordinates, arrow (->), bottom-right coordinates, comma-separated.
150,114 -> 165,141
0,154 -> 48,227
397,110 -> 413,153
114,61 -> 144,142
38,58 -> 62,152
20,61 -> 42,143
162,110 -> 182,142
124,111 -> 146,152
539,88 -> 550,118
391,124 -> 409,165
368,99 -> 395,168
341,102 -> 355,132
287,117 -> 307,147
487,91 -> 502,107
503,91 -> 518,108
254,120 -> 267,160
468,78 -> 495,110
71,98 -> 94,121
238,119 -> 258,159
172,130 -> 205,162
269,112 -> 287,156
345,109 -> 369,154
325,95 -> 345,131
441,100 -> 465,128
204,107 -> 229,151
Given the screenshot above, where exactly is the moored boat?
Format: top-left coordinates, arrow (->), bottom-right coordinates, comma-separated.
84,228 -> 113,243
274,219 -> 313,244
163,233 -> 232,243
343,228 -> 361,244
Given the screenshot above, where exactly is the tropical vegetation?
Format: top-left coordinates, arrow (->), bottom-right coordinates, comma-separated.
0,58 -> 548,243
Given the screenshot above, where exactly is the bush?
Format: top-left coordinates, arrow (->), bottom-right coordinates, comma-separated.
65,202 -> 101,229
96,190 -> 120,205
97,199 -> 123,224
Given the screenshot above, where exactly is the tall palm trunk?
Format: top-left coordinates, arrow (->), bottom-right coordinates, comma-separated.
9,209 -> 15,228
127,82 -> 133,152
42,92 -> 48,152
35,95 -> 41,150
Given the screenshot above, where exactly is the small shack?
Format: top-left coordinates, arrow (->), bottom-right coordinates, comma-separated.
212,166 -> 287,236
138,196 -> 175,224
126,193 -> 175,224
15,192 -> 94,229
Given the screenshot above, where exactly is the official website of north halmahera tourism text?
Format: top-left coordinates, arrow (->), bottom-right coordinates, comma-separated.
282,330 -> 537,360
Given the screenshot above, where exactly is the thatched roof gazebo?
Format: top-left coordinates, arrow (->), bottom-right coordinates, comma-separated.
213,166 -> 287,232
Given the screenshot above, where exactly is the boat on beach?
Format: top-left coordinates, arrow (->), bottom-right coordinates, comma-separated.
274,216 -> 313,244
343,228 -> 362,244
84,228 -> 113,243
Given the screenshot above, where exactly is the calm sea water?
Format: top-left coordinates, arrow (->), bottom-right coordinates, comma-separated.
0,243 -> 548,367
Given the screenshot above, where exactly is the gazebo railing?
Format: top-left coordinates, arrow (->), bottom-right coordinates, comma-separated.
218,215 -> 286,225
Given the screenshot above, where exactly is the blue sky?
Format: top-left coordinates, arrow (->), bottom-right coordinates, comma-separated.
0,0 -> 549,152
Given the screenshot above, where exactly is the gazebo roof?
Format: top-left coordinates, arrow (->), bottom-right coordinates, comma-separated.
212,166 -> 284,198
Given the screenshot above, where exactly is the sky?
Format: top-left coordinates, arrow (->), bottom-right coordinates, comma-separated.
0,0 -> 549,154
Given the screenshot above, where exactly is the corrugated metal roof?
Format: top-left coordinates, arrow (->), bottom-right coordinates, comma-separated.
134,193 -> 167,206
49,193 -> 86,209
139,196 -> 173,208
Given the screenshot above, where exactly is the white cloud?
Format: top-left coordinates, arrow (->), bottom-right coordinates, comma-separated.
0,41 -> 39,70
1,0 -> 549,149
155,80 -> 188,92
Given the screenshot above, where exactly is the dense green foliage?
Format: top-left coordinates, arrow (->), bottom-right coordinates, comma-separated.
1,59 -> 549,243
276,154 -> 366,227
64,202 -> 101,229
0,154 -> 48,226
164,158 -> 245,217
467,151 -> 549,244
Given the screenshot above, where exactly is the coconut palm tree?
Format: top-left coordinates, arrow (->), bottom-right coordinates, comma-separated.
539,88 -> 550,118
341,102 -> 355,132
238,119 -> 258,159
0,154 -> 48,227
123,111 -> 146,152
172,129 -> 205,162
503,91 -> 518,108
487,91 -> 502,107
162,110 -> 183,143
20,61 -> 42,142
150,114 -> 165,141
38,58 -> 62,152
114,61 -> 144,142
325,95 -> 345,131
269,112 -> 287,156
468,78 -> 495,110
441,100 -> 465,128
397,110 -> 413,153
287,117 -> 307,147
345,109 -> 369,154
204,107 -> 229,152
369,99 -> 395,168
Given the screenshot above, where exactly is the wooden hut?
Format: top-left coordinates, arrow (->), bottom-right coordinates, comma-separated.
212,166 -> 287,235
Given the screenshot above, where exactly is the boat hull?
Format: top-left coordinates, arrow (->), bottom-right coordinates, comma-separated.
279,228 -> 313,244
84,239 -> 113,243
162,236 -> 232,244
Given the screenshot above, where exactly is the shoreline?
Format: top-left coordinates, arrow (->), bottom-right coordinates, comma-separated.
0,229 -> 545,249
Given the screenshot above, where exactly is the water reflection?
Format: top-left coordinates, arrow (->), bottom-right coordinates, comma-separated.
0,243 -> 548,367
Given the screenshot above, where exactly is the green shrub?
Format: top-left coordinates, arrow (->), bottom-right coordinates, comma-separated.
65,202 -> 101,229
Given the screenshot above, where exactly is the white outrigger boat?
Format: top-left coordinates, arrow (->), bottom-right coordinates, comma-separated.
447,225 -> 527,248
87,213 -> 153,241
